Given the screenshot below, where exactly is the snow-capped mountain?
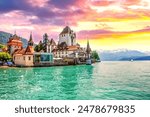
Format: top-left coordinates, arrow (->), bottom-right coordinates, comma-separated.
99,49 -> 149,61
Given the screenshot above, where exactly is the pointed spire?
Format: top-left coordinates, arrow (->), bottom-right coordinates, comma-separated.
44,33 -> 48,38
28,32 -> 33,46
86,40 -> 91,54
13,30 -> 17,37
29,32 -> 33,41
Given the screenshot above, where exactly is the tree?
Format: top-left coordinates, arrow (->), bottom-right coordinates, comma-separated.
91,51 -> 100,60
34,41 -> 43,52
0,44 -> 4,49
0,52 -> 12,62
34,45 -> 40,52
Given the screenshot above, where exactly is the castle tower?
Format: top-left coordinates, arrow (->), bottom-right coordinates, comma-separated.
25,33 -> 34,55
59,26 -> 76,46
7,34 -> 23,55
28,32 -> 34,46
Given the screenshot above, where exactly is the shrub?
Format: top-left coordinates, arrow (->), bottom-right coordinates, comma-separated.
0,52 -> 12,62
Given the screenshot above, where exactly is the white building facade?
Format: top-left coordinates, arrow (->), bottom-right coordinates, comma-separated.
59,26 -> 76,46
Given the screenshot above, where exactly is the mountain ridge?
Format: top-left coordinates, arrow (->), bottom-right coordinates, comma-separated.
99,49 -> 150,61
120,56 -> 150,61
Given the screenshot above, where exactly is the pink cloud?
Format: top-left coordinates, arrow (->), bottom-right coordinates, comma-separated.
77,26 -> 150,40
91,0 -> 115,6
27,0 -> 48,7
0,0 -> 150,44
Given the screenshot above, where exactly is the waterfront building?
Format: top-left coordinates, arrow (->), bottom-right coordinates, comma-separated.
53,44 -> 86,59
52,26 -> 89,64
13,33 -> 34,67
7,34 -> 23,55
59,26 -> 76,46
34,52 -> 53,65
33,33 -> 55,65
42,33 -> 57,53
53,26 -> 84,58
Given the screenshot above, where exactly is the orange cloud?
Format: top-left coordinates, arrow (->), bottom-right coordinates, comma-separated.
0,0 -> 150,51
77,28 -> 150,51
123,0 -> 141,5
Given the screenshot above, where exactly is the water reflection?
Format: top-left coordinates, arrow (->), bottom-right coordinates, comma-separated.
0,62 -> 150,100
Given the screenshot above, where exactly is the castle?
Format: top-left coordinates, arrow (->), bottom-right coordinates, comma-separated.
7,26 -> 91,66
58,26 -> 76,46
7,34 -> 23,55
7,33 -> 34,66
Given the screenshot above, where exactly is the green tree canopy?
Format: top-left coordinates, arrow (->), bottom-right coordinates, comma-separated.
0,44 -> 4,49
0,52 -> 12,62
34,42 -> 43,52
34,45 -> 40,52
91,50 -> 100,60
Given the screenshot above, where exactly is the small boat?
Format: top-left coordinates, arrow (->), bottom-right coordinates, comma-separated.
86,59 -> 92,65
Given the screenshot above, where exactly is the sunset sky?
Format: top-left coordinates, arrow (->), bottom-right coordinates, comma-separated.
0,0 -> 150,51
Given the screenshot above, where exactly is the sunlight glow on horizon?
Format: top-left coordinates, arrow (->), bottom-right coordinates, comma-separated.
0,0 -> 150,51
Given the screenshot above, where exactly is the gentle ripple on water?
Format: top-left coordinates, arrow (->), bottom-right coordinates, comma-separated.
0,61 -> 150,100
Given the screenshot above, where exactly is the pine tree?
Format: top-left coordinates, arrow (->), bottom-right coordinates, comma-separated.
91,51 -> 100,60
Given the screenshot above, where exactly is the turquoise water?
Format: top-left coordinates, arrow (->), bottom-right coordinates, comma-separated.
0,62 -> 150,100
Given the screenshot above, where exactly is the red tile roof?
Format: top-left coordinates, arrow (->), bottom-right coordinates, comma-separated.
13,49 -> 25,55
52,45 -> 79,52
13,46 -> 34,55
7,34 -> 23,46
67,45 -> 78,51
24,46 -> 34,55
60,26 -> 72,35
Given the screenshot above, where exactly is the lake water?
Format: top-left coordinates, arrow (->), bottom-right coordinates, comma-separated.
0,61 -> 150,100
